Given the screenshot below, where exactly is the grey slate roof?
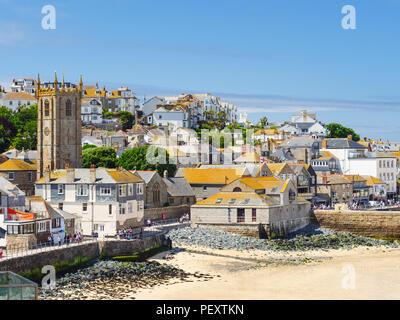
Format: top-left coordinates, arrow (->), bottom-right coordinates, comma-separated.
134,171 -> 157,183
162,177 -> 194,197
271,149 -> 296,161
321,139 -> 368,149
279,137 -> 317,148
0,176 -> 25,197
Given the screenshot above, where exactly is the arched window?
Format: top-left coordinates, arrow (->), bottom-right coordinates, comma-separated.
153,184 -> 160,207
233,187 -> 242,193
44,100 -> 50,117
66,99 -> 72,116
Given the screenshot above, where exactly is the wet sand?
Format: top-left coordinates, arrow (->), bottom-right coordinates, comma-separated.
134,245 -> 400,300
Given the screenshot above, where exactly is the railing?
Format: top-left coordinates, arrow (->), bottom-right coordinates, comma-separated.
0,220 -> 189,261
0,238 -> 98,261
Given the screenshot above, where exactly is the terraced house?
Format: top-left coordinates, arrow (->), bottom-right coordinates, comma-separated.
0,158 -> 37,196
35,167 -> 145,238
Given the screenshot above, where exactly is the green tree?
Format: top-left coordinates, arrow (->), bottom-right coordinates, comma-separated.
82,144 -> 98,151
117,145 -> 176,177
259,116 -> 268,127
82,147 -> 117,168
0,117 -> 17,152
325,123 -> 360,141
119,111 -> 135,130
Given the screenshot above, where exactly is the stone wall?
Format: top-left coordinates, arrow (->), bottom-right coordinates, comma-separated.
312,209 -> 400,238
0,234 -> 164,273
6,234 -> 37,251
193,223 -> 270,238
144,205 -> 189,221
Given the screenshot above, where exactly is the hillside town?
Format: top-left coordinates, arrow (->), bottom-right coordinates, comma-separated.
0,74 -> 400,254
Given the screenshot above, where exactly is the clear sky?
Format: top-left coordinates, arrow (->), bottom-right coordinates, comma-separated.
1,0 -> 400,140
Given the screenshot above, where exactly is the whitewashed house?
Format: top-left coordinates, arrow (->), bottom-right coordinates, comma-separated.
35,167 -> 145,238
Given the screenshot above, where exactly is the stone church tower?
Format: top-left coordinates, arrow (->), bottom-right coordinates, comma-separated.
36,73 -> 83,178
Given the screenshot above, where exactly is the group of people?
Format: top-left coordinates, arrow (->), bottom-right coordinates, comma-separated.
179,213 -> 190,223
46,232 -> 83,246
117,227 -> 143,240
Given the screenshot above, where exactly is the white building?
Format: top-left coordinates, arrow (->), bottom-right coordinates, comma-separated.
11,78 -> 37,95
81,97 -> 103,124
322,139 -> 397,197
35,167 -> 145,237
151,105 -> 191,129
346,153 -> 397,197
1,92 -> 37,111
142,96 -> 165,117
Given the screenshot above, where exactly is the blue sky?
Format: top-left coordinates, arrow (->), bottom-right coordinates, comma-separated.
1,0 -> 400,140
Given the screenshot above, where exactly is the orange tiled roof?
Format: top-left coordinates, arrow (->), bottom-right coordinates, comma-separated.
0,159 -> 37,171
4,92 -> 37,101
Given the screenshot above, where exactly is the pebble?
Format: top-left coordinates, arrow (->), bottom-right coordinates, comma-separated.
165,224 -> 399,251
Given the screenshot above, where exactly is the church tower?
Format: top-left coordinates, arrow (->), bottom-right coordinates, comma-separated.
36,72 -> 83,178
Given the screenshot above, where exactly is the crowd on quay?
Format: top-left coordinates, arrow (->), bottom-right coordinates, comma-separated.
313,199 -> 400,211
117,227 -> 143,240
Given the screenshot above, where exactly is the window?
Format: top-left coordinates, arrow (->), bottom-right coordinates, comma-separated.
7,225 -> 19,235
44,100 -> 50,117
23,224 -> 35,234
203,186 -> 207,191
252,209 -> 257,222
136,183 -> 143,195
58,184 -> 65,194
128,203 -> 133,214
77,185 -> 89,196
38,222 -> 47,232
52,218 -> 61,228
237,208 -> 245,223
119,203 -> 126,214
100,186 -> 111,195
58,203 -> 63,210
83,203 -> 88,212
137,201 -> 143,211
119,185 -> 126,197
128,184 -> 133,196
8,172 -> 14,181
233,187 -> 242,192
169,198 -> 174,204
66,99 -> 72,116
109,204 -> 113,215
28,172 -> 33,182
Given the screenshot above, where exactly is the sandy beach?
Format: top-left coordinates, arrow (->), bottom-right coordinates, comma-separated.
133,245 -> 400,300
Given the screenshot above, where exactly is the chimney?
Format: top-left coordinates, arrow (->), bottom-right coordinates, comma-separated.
322,140 -> 327,149
66,166 -> 75,183
163,170 -> 168,179
90,164 -> 96,183
44,165 -> 50,183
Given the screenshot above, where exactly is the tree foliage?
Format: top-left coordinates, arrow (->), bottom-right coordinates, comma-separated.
82,144 -> 98,151
82,147 -> 117,168
117,145 -> 176,177
0,105 -> 38,152
325,123 -> 360,141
